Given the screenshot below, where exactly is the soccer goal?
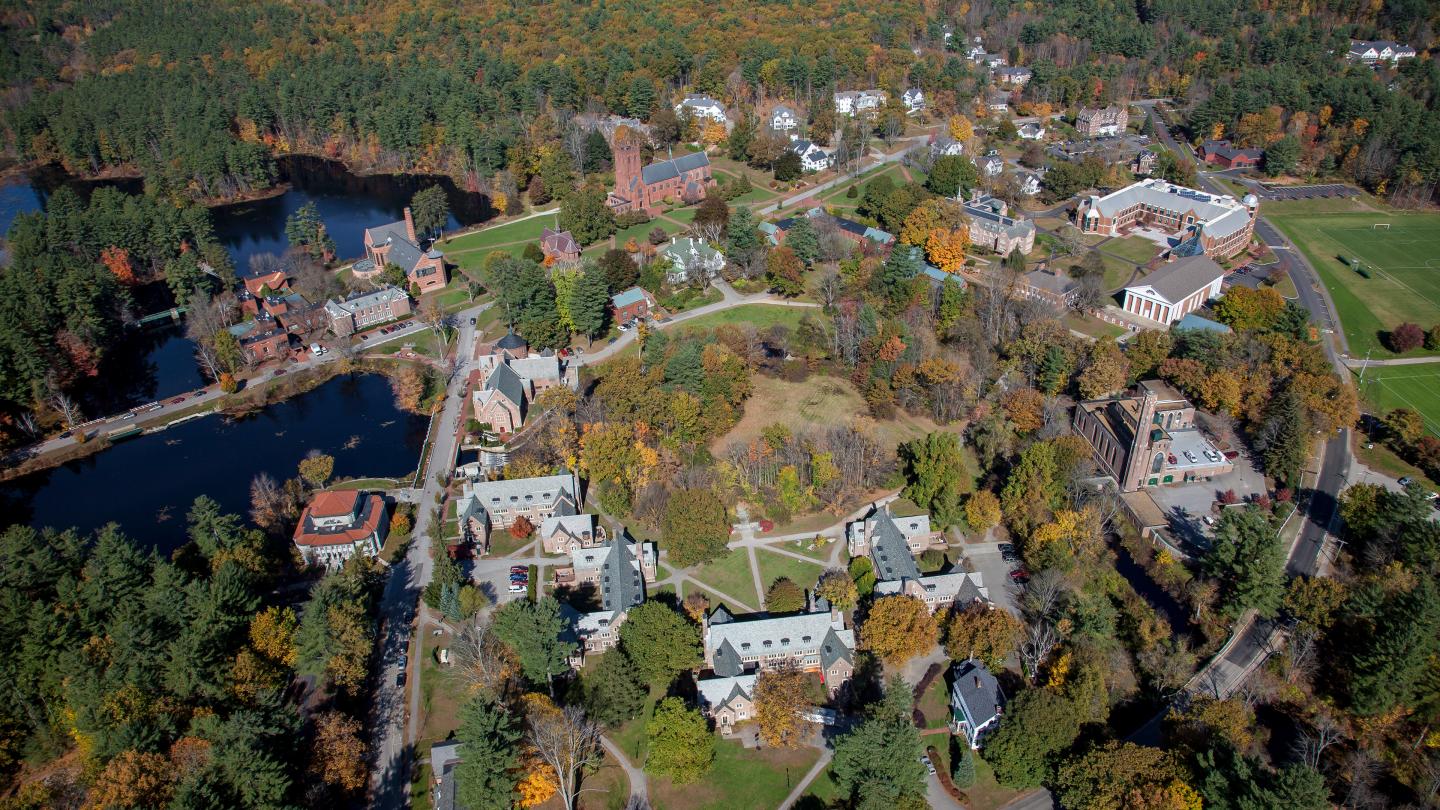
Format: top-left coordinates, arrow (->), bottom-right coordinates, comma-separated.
1373,223 -> 1391,230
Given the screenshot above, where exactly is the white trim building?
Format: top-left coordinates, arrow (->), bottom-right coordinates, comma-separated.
1120,255 -> 1226,325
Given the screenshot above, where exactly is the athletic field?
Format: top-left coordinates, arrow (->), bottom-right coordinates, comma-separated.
1355,364 -> 1440,437
1267,210 -> 1440,357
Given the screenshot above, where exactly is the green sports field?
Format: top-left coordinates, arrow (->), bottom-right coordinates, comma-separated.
1355,364 -> 1440,437
1267,210 -> 1440,357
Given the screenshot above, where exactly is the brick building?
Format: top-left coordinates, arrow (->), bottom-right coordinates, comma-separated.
1075,105 -> 1129,137
1073,179 -> 1258,260
324,287 -> 412,337
607,128 -> 714,216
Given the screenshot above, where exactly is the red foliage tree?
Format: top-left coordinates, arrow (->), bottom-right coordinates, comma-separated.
509,515 -> 535,539
101,246 -> 138,285
1388,322 -> 1424,352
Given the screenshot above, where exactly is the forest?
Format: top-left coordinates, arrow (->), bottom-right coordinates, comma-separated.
2,0 -> 1436,203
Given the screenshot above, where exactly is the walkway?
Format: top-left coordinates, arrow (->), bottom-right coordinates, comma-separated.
600,735 -> 648,803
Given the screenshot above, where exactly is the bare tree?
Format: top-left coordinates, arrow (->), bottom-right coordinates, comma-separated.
451,617 -> 517,697
1021,569 -> 1069,622
1342,748 -> 1383,809
1294,711 -> 1344,771
817,272 -> 841,311
48,390 -> 83,429
527,705 -> 604,810
249,472 -> 294,533
1018,621 -> 1059,682
691,220 -> 725,245
419,298 -> 450,345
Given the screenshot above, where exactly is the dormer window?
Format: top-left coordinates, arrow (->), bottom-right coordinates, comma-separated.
762,640 -> 773,648
802,635 -> 812,643
780,638 -> 790,645
741,642 -> 751,650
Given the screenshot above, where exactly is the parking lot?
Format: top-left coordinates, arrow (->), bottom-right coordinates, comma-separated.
1256,182 -> 1358,200
962,542 -> 1023,617
1145,455 -> 1267,549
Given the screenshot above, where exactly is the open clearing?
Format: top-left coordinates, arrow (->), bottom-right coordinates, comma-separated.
712,374 -> 940,455
1353,364 -> 1440,438
1267,210 -> 1440,357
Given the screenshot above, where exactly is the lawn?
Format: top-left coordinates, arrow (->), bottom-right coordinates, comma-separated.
754,548 -> 826,593
648,737 -> 820,810
617,217 -> 683,249
714,373 -> 942,458
1101,234 -> 1163,265
373,330 -> 447,358
1353,364 -> 1440,438
442,211 -> 559,255
964,754 -> 1030,809
761,535 -> 835,562
1064,312 -> 1127,341
689,549 -> 760,608
915,674 -> 951,731
1267,209 -> 1440,357
673,303 -> 818,334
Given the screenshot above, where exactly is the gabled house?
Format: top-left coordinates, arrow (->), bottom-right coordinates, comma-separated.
324,287 -> 412,337
227,320 -> 291,364
833,90 -> 886,117
356,207 -> 447,293
675,94 -> 729,126
1346,39 -> 1417,64
701,605 -> 856,699
772,208 -> 894,252
430,741 -> 463,810
985,90 -> 1011,114
978,154 -> 1006,178
875,571 -> 989,613
611,286 -> 656,325
929,133 -> 965,158
470,337 -> 571,436
847,501 -> 941,559
697,674 -> 759,734
1017,122 -> 1046,141
293,490 -> 388,567
981,53 -> 1009,68
1198,140 -> 1262,170
950,659 -> 1004,749
540,513 -> 606,555
540,228 -> 581,265
902,88 -> 926,114
455,473 -> 582,554
657,236 -> 725,284
789,139 -> 833,172
1132,149 -> 1159,176
993,66 -> 1033,86
561,532 -> 654,662
770,104 -> 801,132
1075,105 -> 1129,138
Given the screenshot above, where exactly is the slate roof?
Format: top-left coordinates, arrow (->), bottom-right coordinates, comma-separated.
820,627 -> 853,669
712,638 -> 744,677
459,474 -> 580,518
697,674 -> 758,711
541,228 -> 580,256
496,331 -> 527,350
870,510 -> 921,582
597,533 -> 647,612
706,611 -> 855,674
1125,255 -> 1225,305
964,196 -> 1035,239
952,659 -> 1004,727
324,286 -> 409,318
641,151 -> 711,185
485,363 -> 526,410
430,741 -> 462,810
1086,179 -> 1252,239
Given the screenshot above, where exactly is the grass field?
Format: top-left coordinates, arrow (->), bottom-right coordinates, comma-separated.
690,550 -> 760,607
673,303 -> 819,334
755,548 -> 825,593
1267,210 -> 1440,357
442,211 -> 558,256
1354,364 -> 1440,437
648,737 -> 820,810
1101,234 -> 1163,264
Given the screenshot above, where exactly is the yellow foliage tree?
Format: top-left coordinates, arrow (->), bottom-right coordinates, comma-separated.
924,226 -> 969,272
947,114 -> 974,142
754,665 -> 814,748
250,605 -> 298,666
859,595 -> 938,666
516,757 -> 558,808
701,120 -> 727,146
83,750 -> 174,810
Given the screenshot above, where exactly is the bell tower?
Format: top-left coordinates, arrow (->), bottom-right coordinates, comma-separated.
1120,385 -> 1161,491
612,126 -> 642,207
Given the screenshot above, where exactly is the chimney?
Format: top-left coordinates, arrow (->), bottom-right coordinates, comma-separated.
403,207 -> 417,243
974,675 -> 982,689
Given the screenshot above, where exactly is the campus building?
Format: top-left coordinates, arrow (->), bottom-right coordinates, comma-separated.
607,128 -> 715,216
1073,380 -> 1234,492
1073,179 -> 1258,260
292,490 -> 388,567
1119,255 -> 1226,326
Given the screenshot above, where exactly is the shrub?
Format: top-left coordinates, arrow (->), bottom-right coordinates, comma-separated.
1426,325 -> 1440,351
648,227 -> 669,245
919,548 -> 947,572
616,210 -> 651,228
846,184 -> 859,198
1387,322 -> 1424,353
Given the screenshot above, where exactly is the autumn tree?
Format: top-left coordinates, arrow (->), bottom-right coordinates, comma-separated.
101,246 -> 138,285
925,226 -> 969,272
308,711 -> 369,795
1077,339 -> 1129,399
1213,286 -> 1285,332
860,595 -> 938,666
1054,741 -> 1199,810
250,606 -> 298,666
510,515 -> 535,539
943,602 -> 1023,669
754,664 -> 816,748
816,568 -> 859,611
964,491 -> 1002,532
525,696 -> 604,810
765,577 -> 806,613
948,115 -> 975,143
646,698 -> 715,783
298,452 -> 335,488
84,750 -> 174,809
766,245 -> 805,297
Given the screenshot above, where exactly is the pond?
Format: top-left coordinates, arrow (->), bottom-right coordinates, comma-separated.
0,373 -> 428,555
0,155 -> 495,410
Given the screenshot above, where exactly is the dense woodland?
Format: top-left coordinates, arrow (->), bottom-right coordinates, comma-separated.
2,0 -> 1437,202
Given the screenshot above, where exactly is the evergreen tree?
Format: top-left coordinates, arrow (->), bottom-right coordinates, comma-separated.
410,185 -> 450,240
559,187 -> 617,246
1345,578 -> 1440,716
878,245 -> 920,301
626,77 -> 656,119
491,597 -> 574,688
831,678 -> 927,807
724,206 -> 763,268
570,265 -> 612,340
1257,387 -> 1308,485
926,155 -> 980,197
285,202 -> 334,260
1203,506 -> 1285,619
454,693 -> 522,810
583,648 -> 648,726
582,129 -> 612,173
727,111 -> 756,162
952,743 -> 977,788
937,276 -> 966,331
784,217 -> 820,266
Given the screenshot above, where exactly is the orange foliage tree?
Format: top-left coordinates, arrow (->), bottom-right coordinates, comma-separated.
101,246 -> 138,285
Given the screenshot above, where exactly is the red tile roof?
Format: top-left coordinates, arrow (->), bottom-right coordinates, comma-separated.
293,492 -> 386,548
309,490 -> 361,518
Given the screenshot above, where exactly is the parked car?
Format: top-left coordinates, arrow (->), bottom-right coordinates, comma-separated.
170,396 -> 185,405
508,581 -> 526,593
273,369 -> 287,376
395,671 -> 406,687
1183,450 -> 1197,463
1399,476 -> 1413,487
1223,450 -> 1240,460
469,317 -> 476,325
618,323 -> 631,332
1167,454 -> 1177,464
510,566 -> 528,575
1009,569 -> 1031,584
919,755 -> 937,776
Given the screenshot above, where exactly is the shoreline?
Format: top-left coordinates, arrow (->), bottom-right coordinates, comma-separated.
1,358 -> 435,483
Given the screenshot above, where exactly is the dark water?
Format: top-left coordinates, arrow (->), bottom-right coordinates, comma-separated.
3,155 -> 495,272
1,155 -> 493,410
0,373 -> 427,553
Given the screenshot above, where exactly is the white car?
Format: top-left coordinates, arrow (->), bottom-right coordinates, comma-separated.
919,755 -> 937,776
1183,450 -> 1197,463
508,582 -> 525,593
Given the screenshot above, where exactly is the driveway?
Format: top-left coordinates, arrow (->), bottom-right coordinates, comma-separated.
961,544 -> 1022,617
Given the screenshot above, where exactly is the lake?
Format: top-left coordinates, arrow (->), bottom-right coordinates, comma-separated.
0,373 -> 428,554
0,155 -> 495,410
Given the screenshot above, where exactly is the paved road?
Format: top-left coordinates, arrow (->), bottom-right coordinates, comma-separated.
757,137 -> 929,216
574,280 -> 820,366
369,303 -> 487,810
